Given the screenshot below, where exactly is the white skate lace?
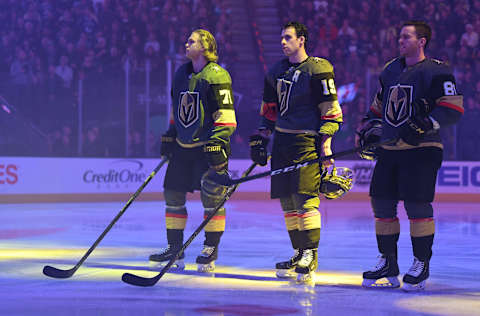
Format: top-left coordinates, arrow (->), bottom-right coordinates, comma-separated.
298,249 -> 313,267
200,246 -> 215,257
371,255 -> 386,272
157,244 -> 172,255
406,257 -> 424,277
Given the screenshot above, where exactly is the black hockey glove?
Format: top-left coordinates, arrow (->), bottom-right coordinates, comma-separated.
356,118 -> 382,160
160,134 -> 175,158
204,141 -> 229,169
249,134 -> 269,166
400,99 -> 437,146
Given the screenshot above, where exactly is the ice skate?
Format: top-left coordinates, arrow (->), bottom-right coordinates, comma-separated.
402,257 -> 429,292
196,245 -> 218,272
149,244 -> 185,270
294,249 -> 317,284
275,249 -> 303,279
362,254 -> 400,288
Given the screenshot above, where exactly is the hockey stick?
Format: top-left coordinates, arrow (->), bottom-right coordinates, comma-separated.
121,162 -> 258,287
218,138 -> 397,186
43,156 -> 169,279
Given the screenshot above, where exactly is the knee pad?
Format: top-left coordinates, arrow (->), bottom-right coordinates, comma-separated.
164,189 -> 186,207
371,198 -> 398,219
280,197 -> 298,231
404,201 -> 433,219
292,194 -> 319,214
280,196 -> 295,212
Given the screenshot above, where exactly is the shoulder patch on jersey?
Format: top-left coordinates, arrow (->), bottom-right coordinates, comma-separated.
308,56 -> 333,74
204,63 -> 231,84
430,58 -> 444,65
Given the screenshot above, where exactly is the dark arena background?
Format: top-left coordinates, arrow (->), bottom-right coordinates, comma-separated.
1,1 -> 479,315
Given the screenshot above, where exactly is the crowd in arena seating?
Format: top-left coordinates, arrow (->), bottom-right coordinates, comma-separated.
0,0 -> 233,157
1,0 -> 479,160
279,0 -> 480,160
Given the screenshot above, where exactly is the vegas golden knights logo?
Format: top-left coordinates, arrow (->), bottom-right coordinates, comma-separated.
385,84 -> 413,127
178,91 -> 200,128
276,78 -> 293,116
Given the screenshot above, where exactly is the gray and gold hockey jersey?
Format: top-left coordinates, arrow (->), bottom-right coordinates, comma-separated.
368,57 -> 464,150
259,56 -> 343,136
168,61 -> 236,148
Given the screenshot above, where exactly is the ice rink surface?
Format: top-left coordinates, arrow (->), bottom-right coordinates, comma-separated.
1,199 -> 479,316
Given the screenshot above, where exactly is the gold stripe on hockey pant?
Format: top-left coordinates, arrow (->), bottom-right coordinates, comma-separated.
410,218 -> 435,237
283,210 -> 299,230
298,210 -> 321,231
375,217 -> 400,235
165,205 -> 187,230
204,207 -> 226,232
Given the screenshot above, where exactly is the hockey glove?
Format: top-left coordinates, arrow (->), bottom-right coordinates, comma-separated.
160,134 -> 176,158
249,134 -> 269,166
400,99 -> 438,146
204,141 -> 229,170
356,118 -> 382,160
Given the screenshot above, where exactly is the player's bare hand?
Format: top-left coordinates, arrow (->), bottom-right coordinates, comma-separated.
321,146 -> 334,168
319,135 -> 334,168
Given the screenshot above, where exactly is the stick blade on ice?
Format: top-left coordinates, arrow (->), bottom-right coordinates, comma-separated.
43,265 -> 76,279
122,272 -> 159,287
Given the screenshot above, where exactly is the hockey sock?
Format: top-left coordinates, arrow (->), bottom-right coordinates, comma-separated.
283,209 -> 301,249
204,207 -> 226,233
375,217 -> 400,256
299,228 -> 320,250
204,231 -> 223,247
166,229 -> 184,247
287,229 -> 302,249
410,218 -> 435,261
165,205 -> 187,231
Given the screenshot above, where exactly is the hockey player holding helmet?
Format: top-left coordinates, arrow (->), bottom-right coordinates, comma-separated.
150,29 -> 236,273
249,22 -> 344,283
357,21 -> 463,291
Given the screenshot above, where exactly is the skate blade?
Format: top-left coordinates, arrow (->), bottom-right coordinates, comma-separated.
150,259 -> 185,270
197,261 -> 215,273
276,268 -> 296,279
362,276 -> 400,288
296,272 -> 315,284
402,280 -> 426,292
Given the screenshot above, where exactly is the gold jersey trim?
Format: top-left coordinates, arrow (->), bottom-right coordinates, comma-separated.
275,126 -> 318,135
382,139 -> 443,150
176,139 -> 207,148
213,109 -> 237,126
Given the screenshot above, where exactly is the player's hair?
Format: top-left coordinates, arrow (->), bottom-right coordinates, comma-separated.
192,29 -> 218,62
283,21 -> 308,49
402,20 -> 432,49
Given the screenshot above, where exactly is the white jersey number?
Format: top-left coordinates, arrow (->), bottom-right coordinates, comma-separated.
219,89 -> 233,104
321,79 -> 337,95
443,81 -> 457,96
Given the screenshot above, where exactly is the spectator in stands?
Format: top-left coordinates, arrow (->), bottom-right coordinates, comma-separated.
55,55 -> 73,89
144,31 -> 161,54
1,0 -> 478,160
460,24 -> 479,49
83,125 -> 104,157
